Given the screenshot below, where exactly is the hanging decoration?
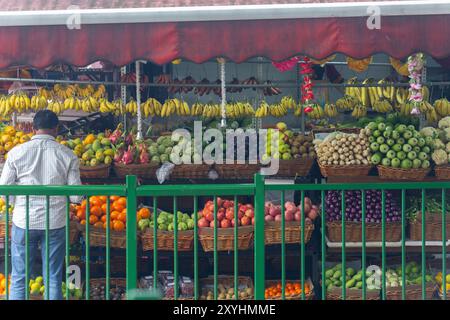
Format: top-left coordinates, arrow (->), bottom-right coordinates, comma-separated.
389,57 -> 409,76
299,57 -> 314,114
310,54 -> 336,66
407,53 -> 425,115
217,57 -> 227,128
272,56 -> 300,72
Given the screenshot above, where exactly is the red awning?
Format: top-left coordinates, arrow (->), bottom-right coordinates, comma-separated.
0,14 -> 449,68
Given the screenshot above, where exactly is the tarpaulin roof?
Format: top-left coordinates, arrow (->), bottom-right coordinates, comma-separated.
0,1 -> 449,68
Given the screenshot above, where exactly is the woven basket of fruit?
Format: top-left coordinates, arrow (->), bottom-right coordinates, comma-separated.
199,226 -> 254,252
79,164 -> 111,179
385,264 -> 436,300
138,207 -> 195,251
264,200 -> 319,245
200,276 -> 254,300
214,162 -> 261,180
435,165 -> 450,180
69,221 -> 80,245
0,220 -> 11,241
377,165 -> 430,181
326,221 -> 401,242
409,211 -> 450,242
90,278 -> 127,300
325,190 -> 402,242
319,163 -> 372,177
80,225 -> 127,249
273,157 -> 315,177
326,287 -> 380,300
113,162 -> 159,179
265,279 -> 314,300
170,164 -> 211,180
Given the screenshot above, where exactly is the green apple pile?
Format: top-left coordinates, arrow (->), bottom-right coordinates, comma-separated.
147,135 -> 175,165
323,264 -> 379,290
367,122 -> 432,169
386,262 -> 434,287
138,210 -> 195,232
63,133 -> 114,167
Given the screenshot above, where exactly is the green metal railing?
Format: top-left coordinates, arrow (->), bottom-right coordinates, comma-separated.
0,175 -> 449,300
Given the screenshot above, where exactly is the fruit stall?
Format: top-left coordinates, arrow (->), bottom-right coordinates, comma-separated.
0,1 -> 449,301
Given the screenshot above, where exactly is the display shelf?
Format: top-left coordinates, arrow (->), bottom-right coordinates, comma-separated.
326,175 -> 448,184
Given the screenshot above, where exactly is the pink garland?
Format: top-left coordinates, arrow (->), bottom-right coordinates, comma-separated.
272,56 -> 314,113
407,53 -> 425,115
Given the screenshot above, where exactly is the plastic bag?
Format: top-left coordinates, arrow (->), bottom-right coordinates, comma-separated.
156,162 -> 175,184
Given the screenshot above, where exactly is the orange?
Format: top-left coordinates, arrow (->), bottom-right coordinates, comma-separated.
101,203 -> 108,214
138,208 -> 150,219
80,199 -> 87,210
117,212 -> 127,223
0,274 -> 4,281
99,196 -> 107,203
117,197 -> 127,206
112,202 -> 124,212
113,220 -> 125,231
110,195 -> 120,202
101,215 -> 107,223
89,215 -> 99,225
93,221 -> 103,229
110,211 -> 120,221
76,209 -> 86,220
80,219 -> 86,225
90,205 -> 102,217
90,196 -> 102,207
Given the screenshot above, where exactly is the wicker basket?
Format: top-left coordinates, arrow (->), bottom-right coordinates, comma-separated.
326,287 -> 380,300
141,230 -> 194,252
326,221 -> 402,242
214,163 -> 260,180
171,164 -> 211,180
377,165 -> 430,181
264,220 -> 314,245
319,163 -> 372,178
79,164 -> 111,179
200,275 -> 254,300
113,163 -> 159,179
79,225 -> 127,249
435,165 -> 450,180
271,157 -> 315,177
69,221 -> 80,245
0,220 -> 11,241
198,226 -> 254,252
409,213 -> 450,241
265,279 -> 314,300
386,283 -> 435,300
90,278 -> 127,300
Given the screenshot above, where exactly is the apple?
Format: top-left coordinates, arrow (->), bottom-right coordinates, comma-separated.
265,215 -> 274,222
284,201 -> 296,211
304,197 -> 312,207
225,208 -> 234,221
198,218 -> 209,228
303,203 -> 311,214
307,208 -> 318,220
221,219 -> 231,228
216,197 -> 224,207
285,208 -> 296,216
245,209 -> 254,219
241,216 -> 251,226
238,210 -> 244,220
223,200 -> 232,209
294,212 -> 301,221
205,212 -> 214,222
285,211 -> 294,221
209,221 -> 216,228
252,217 -> 255,225
274,215 -> 282,222
269,206 -> 281,217
217,211 -> 225,221
245,204 -> 254,210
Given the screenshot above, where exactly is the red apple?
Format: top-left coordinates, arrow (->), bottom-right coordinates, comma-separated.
221,219 -> 231,228
245,209 -> 254,219
245,204 -> 254,210
284,201 -> 296,211
223,200 -> 232,209
265,215 -> 274,222
241,216 -> 251,226
205,212 -> 214,222
198,218 -> 209,228
307,208 -> 318,220
269,206 -> 281,217
217,211 -> 225,221
252,217 -> 255,225
209,220 -> 216,228
304,197 -> 312,207
294,212 -> 301,221
216,197 -> 224,208
274,214 -> 282,222
225,208 -> 234,221
238,210 -> 244,220
285,211 -> 294,221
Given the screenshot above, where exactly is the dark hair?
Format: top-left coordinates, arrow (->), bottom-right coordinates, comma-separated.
33,110 -> 59,130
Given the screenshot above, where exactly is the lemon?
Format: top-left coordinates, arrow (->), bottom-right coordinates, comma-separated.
30,283 -> 41,295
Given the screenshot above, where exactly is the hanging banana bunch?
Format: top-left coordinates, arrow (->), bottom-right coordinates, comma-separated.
434,98 -> 450,117
53,84 -> 76,99
255,101 -> 270,118
202,104 -> 221,118
324,103 -> 338,118
306,104 -> 325,120
269,103 -> 288,117
47,100 -> 64,114
39,87 -> 53,100
395,87 -> 410,110
125,98 -> 138,115
336,95 -> 357,111
425,107 -> 439,124
399,102 -> 414,116
92,85 -> 107,99
191,102 -> 204,116
280,96 -> 296,110
75,84 -> 95,98
345,77 -> 362,103
351,103 -> 367,118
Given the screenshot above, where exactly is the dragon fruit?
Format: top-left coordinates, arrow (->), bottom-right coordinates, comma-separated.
139,145 -> 150,164
109,124 -> 123,145
121,146 -> 135,165
124,132 -> 134,146
113,148 -> 125,163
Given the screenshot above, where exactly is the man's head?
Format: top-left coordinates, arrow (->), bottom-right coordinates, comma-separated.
33,110 -> 59,137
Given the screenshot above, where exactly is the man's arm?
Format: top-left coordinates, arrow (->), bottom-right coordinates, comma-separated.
68,156 -> 82,204
0,156 -> 17,205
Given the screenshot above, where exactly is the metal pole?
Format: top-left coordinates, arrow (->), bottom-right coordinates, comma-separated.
219,58 -> 227,128
136,61 -> 143,140
121,66 -> 127,132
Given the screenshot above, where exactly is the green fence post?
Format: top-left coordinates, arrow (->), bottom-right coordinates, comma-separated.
126,175 -> 138,298
254,173 -> 265,300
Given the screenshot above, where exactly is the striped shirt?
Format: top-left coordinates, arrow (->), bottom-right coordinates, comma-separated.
0,134 -> 81,230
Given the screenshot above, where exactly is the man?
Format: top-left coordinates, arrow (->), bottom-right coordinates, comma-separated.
0,110 -> 81,300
